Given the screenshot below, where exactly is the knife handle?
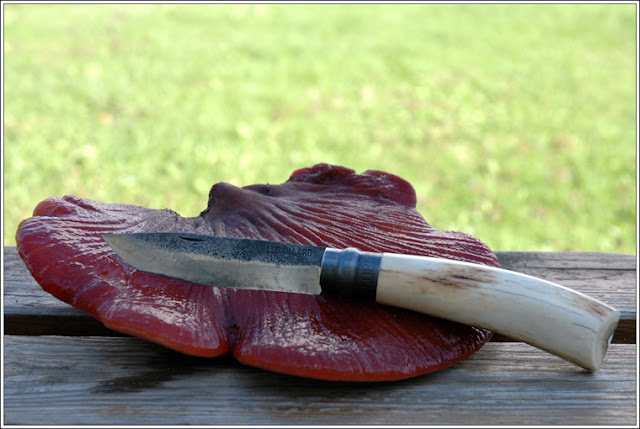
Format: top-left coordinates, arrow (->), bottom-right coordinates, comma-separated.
373,253 -> 620,371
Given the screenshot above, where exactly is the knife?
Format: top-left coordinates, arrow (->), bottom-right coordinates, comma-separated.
103,232 -> 620,371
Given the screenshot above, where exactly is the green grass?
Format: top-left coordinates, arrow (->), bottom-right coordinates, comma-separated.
4,4 -> 637,253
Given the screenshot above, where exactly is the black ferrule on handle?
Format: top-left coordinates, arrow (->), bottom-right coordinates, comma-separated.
319,248 -> 381,300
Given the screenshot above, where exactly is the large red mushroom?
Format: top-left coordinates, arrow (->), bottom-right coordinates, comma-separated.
16,163 -> 498,381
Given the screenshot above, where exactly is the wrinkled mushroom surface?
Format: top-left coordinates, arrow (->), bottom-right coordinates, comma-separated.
17,164 -> 498,381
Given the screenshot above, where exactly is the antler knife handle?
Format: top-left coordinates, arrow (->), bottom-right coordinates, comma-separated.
321,248 -> 620,371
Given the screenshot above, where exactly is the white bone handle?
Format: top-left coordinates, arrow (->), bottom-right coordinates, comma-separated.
374,253 -> 620,371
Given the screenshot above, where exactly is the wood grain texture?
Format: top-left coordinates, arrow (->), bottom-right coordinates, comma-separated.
4,247 -> 636,342
3,336 -> 636,426
3,247 -> 637,426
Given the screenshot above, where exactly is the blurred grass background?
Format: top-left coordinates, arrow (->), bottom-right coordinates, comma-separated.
3,3 -> 637,253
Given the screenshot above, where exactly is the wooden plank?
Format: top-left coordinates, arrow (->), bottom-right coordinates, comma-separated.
4,247 -> 636,342
3,336 -> 636,426
495,251 -> 636,270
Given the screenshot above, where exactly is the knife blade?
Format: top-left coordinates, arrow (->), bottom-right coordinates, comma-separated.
103,232 -> 620,371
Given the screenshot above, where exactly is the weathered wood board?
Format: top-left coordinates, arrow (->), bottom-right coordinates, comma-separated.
3,247 -> 637,426
3,336 -> 636,426
5,247 -> 636,341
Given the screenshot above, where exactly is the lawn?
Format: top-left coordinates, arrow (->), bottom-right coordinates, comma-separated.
3,4 -> 637,253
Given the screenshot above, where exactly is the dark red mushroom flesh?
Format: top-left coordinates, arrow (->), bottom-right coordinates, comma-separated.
16,164 -> 498,381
